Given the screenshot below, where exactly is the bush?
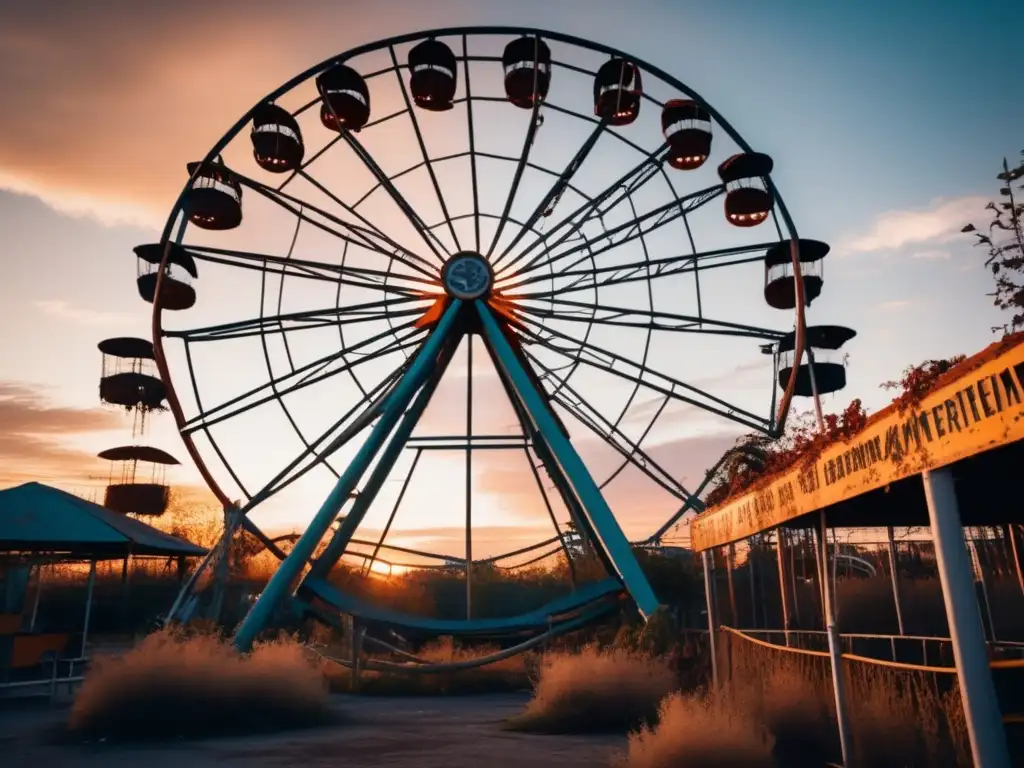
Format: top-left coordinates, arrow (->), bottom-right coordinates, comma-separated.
625,692 -> 775,768
506,644 -> 677,734
66,627 -> 335,743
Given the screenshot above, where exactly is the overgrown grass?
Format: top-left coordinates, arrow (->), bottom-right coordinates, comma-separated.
65,627 -> 335,743
624,692 -> 775,768
621,631 -> 971,767
505,644 -> 677,734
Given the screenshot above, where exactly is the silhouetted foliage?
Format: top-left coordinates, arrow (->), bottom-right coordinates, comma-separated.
963,149 -> 1024,334
880,356 -> 967,411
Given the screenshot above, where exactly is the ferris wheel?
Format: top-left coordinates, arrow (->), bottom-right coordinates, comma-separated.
140,27 -> 851,649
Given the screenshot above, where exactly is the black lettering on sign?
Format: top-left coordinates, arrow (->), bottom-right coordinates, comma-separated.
1001,369 -> 1021,406
918,411 -> 933,443
977,377 -> 995,418
965,385 -> 982,423
778,481 -> 795,508
945,399 -> 961,432
902,418 -> 921,454
884,425 -> 902,462
931,405 -> 946,438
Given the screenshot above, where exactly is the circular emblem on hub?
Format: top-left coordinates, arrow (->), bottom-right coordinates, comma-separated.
442,252 -> 493,300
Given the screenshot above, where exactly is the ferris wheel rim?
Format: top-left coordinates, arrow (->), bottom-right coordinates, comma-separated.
148,24 -> 811,535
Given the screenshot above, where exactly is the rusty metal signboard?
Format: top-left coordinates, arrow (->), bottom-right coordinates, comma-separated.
689,340 -> 1024,551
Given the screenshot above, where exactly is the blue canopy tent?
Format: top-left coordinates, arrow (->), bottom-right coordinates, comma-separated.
0,482 -> 206,674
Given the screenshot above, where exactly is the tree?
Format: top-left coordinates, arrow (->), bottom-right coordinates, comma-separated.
963,149 -> 1024,334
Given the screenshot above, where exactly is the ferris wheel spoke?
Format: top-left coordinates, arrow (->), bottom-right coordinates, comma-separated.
517,184 -> 724,281
388,46 -> 462,252
484,76 -> 545,259
341,131 -> 449,264
165,295 -> 427,343
236,172 -> 438,278
489,120 -> 606,272
179,324 -> 425,436
295,168 -> 438,272
249,361 -> 409,507
513,298 -> 784,340
186,244 -> 435,295
497,147 -> 668,279
513,318 -> 770,432
524,351 -> 692,501
462,35 -> 481,252
506,241 -> 772,297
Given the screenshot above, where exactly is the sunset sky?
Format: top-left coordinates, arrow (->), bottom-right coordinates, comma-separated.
1,0 -> 1022,564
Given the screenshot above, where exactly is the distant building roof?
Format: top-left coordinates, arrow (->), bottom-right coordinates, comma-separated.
0,482 -> 207,559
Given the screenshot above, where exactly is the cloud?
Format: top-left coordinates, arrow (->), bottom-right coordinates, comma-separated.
0,1 -> 390,227
910,249 -> 951,261
0,381 -> 126,487
878,299 -> 912,312
836,196 -> 988,256
34,300 -> 131,326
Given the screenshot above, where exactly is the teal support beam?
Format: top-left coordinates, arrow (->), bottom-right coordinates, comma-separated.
476,300 -> 659,620
308,333 -> 459,580
233,299 -> 463,651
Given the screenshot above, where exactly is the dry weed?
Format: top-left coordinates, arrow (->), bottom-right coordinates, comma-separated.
506,644 -> 677,733
66,627 -> 334,742
625,691 -> 775,768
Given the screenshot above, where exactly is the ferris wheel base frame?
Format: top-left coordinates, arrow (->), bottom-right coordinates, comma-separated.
232,299 -> 661,651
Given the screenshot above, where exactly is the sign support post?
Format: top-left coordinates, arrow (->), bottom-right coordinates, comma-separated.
923,467 -> 1010,768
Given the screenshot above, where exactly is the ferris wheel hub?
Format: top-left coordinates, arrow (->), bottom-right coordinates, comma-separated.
441,251 -> 494,300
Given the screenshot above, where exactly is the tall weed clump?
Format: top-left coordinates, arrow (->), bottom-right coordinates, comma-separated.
67,626 -> 334,742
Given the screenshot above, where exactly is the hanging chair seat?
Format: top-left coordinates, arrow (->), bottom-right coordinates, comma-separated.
298,574 -> 623,637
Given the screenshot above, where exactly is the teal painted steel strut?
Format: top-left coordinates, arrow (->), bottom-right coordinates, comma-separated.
475,300 -> 660,620
307,332 -> 459,580
233,299 -> 463,651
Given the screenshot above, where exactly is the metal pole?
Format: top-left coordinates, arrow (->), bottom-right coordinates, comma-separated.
726,542 -> 738,626
923,468 -> 1010,768
209,505 -> 234,624
702,549 -> 718,689
789,530 -> 801,628
465,336 -> 473,620
81,560 -> 96,659
748,540 -> 758,628
811,523 -> 826,628
887,526 -> 906,635
776,529 -> 791,646
968,531 -> 997,643
1007,524 -> 1024,597
815,515 -> 853,767
29,564 -> 44,632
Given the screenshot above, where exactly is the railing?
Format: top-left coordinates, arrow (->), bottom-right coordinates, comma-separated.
719,626 -> 1024,726
727,626 -> 1024,667
0,655 -> 89,701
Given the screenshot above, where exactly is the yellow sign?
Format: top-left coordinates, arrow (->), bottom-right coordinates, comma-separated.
690,340 -> 1024,551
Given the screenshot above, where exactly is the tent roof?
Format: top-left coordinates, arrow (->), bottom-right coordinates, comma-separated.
0,482 -> 207,559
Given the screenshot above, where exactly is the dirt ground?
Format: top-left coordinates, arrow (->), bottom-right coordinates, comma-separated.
0,693 -> 627,768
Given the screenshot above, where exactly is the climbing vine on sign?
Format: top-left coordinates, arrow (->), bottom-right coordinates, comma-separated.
963,149 -> 1024,334
704,399 -> 868,507
880,356 -> 967,412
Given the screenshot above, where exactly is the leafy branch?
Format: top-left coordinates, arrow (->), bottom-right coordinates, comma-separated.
963,149 -> 1024,334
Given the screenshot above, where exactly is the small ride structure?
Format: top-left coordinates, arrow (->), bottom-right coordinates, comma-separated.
138,27 -> 850,659
97,446 -> 179,517
97,337 -> 167,436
